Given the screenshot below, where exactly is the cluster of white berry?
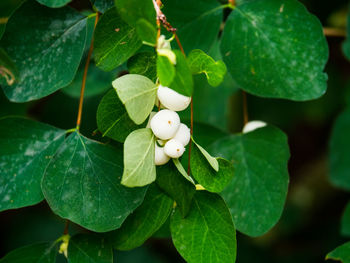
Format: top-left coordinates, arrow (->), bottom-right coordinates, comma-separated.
148,85 -> 191,165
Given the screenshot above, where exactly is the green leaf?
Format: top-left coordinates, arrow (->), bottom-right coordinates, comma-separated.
341,202 -> 350,237
173,158 -> 195,185
191,145 -> 234,193
135,19 -> 157,45
94,7 -> 142,71
115,0 -> 156,29
156,162 -> 196,217
157,55 -> 176,87
0,242 -> 57,263
343,5 -> 350,61
327,242 -> 350,263
127,52 -> 157,82
187,49 -> 227,87
209,125 -> 290,237
121,128 -> 156,187
169,50 -> 193,96
221,0 -> 328,101
0,47 -> 18,86
170,191 -> 236,263
162,0 -> 224,53
36,0 -> 71,8
0,117 -> 65,212
192,139 -> 218,171
329,107 -> 350,191
92,0 -> 114,13
112,74 -> 157,125
190,40 -> 238,130
68,234 -> 113,263
62,61 -> 115,98
97,89 -> 140,142
0,1 -> 93,102
0,0 -> 25,39
42,132 -> 147,232
111,184 -> 173,250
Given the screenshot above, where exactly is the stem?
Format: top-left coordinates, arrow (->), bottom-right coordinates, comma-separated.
174,33 -> 185,55
242,91 -> 248,125
76,13 -> 99,130
63,220 -> 70,235
228,0 -> 235,6
323,27 -> 346,37
153,0 -> 193,175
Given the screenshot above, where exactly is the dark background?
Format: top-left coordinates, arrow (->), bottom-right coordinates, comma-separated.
1,0 -> 350,262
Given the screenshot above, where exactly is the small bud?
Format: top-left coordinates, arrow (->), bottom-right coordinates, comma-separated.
157,49 -> 176,65
157,85 -> 191,111
164,139 -> 185,158
150,110 -> 180,140
173,123 -> 190,146
157,35 -> 176,64
157,35 -> 171,50
155,143 -> 170,165
242,120 -> 267,133
58,234 -> 70,258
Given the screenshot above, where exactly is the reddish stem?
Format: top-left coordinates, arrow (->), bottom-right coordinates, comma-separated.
76,13 -> 99,130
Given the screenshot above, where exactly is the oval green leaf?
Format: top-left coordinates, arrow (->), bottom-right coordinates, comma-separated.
170,191 -> 236,263
190,145 -> 234,193
111,184 -> 173,250
326,242 -> 350,263
0,242 -> 57,263
220,0 -> 328,101
187,49 -> 227,87
97,89 -> 141,142
127,52 -> 157,82
0,1 -> 93,102
121,128 -> 156,187
169,50 -> 193,96
112,74 -> 157,125
157,55 -> 176,87
94,7 -> 142,71
68,234 -> 113,263
209,125 -> 290,237
0,117 -> 65,212
115,0 -> 156,30
156,162 -> 196,217
42,132 -> 147,232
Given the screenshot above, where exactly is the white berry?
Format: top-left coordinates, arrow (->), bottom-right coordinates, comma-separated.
146,111 -> 156,128
157,85 -> 191,112
150,110 -> 180,140
164,139 -> 185,158
155,143 -> 170,165
243,120 -> 267,133
173,123 -> 190,146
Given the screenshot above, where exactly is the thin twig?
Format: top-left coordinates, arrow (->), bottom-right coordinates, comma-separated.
76,13 -> 99,130
63,220 -> 70,235
323,27 -> 346,37
174,33 -> 185,55
242,91 -> 248,125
